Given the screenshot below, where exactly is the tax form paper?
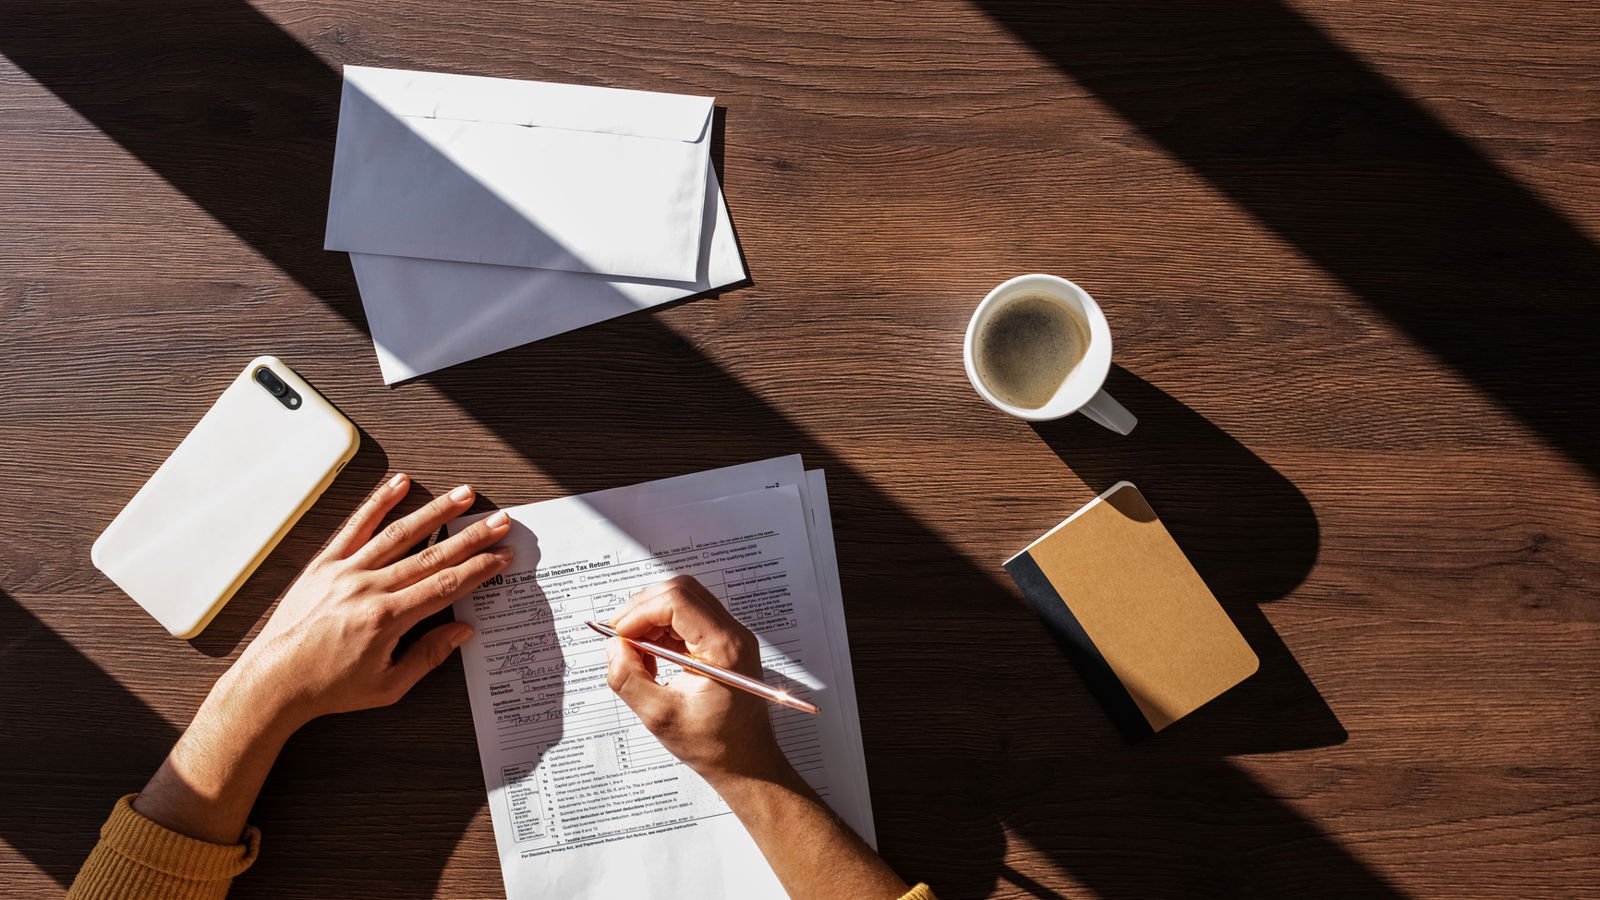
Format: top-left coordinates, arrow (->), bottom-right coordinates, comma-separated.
446,456 -> 873,898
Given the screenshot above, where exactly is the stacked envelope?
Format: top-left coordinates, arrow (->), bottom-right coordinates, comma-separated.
324,66 -> 746,384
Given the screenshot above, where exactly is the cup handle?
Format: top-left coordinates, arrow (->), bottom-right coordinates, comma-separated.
1079,389 -> 1137,435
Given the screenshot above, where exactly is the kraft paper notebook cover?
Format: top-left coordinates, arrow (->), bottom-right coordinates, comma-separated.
1004,482 -> 1258,738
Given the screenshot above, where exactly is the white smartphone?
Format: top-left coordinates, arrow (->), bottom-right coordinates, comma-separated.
92,356 -> 359,638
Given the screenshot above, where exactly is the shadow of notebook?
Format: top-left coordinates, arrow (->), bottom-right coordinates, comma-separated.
1005,481 -> 1259,739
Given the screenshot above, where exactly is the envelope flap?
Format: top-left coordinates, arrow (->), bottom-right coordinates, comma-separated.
343,65 -> 714,143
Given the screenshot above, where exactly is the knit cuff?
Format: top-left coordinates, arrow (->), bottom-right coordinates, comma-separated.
899,883 -> 938,900
99,794 -> 260,881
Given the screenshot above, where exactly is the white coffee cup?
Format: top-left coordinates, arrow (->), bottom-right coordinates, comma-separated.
963,274 -> 1137,434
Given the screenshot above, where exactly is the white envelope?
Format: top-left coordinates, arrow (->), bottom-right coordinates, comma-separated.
326,66 -> 714,282
323,65 -> 748,384
352,166 -> 746,384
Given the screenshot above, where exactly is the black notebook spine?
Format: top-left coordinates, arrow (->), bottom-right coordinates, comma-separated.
1004,551 -> 1154,740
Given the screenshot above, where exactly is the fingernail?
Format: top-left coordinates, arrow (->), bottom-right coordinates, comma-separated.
493,547 -> 514,562
450,624 -> 475,648
487,510 -> 510,529
450,484 -> 473,503
388,472 -> 407,489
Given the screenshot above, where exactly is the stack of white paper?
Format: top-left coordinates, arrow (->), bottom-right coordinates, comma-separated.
324,66 -> 747,383
446,456 -> 872,898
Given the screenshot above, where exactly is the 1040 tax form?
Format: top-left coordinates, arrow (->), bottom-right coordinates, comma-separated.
446,457 -> 872,898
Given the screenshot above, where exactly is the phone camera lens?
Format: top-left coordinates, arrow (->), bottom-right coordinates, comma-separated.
254,367 -> 287,397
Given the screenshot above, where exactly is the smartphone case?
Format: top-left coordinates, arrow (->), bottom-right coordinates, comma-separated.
91,356 -> 359,638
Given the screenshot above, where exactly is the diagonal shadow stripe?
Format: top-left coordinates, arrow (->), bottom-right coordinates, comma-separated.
0,1 -> 1395,898
0,591 -> 177,886
977,0 -> 1600,478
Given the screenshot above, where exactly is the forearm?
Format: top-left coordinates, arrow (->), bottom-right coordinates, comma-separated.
133,659 -> 299,844
69,665 -> 287,898
713,765 -> 910,900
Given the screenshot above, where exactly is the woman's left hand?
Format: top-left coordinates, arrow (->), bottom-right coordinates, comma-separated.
133,472 -> 513,845
226,472 -> 513,729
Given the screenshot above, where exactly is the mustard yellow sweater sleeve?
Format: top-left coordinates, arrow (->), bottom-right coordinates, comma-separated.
67,795 -> 259,900
70,793 -> 932,900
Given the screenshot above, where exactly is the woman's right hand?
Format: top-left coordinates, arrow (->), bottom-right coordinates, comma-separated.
603,576 -> 794,787
604,577 -> 916,900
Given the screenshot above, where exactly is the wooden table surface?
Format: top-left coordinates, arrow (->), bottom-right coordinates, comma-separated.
2,1 -> 1596,897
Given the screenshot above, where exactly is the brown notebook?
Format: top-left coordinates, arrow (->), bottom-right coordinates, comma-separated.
1004,482 -> 1258,738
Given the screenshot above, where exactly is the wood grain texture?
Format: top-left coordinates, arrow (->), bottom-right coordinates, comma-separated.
1,0 -> 1597,898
